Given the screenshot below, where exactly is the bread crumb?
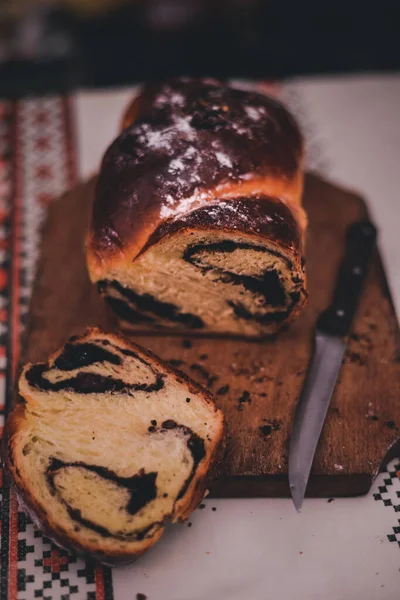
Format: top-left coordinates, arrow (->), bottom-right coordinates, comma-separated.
216,385 -> 230,395
169,358 -> 184,367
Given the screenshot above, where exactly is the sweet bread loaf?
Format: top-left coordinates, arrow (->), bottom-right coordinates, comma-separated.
87,78 -> 307,337
3,328 -> 224,564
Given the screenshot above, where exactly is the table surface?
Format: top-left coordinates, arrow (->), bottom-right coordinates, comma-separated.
1,74 -> 400,600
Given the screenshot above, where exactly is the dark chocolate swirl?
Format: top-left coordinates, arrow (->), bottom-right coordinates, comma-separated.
26,340 -> 164,394
47,459 -> 159,540
45,422 -> 205,539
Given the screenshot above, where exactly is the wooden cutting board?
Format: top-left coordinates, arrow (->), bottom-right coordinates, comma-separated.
22,173 -> 400,498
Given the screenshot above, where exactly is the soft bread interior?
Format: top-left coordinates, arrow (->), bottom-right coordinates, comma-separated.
99,228 -> 305,337
13,332 -> 222,556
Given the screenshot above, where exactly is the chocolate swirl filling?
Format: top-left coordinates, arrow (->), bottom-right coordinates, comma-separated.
98,280 -> 204,329
45,423 -> 205,540
25,341 -> 164,394
47,459 -> 159,540
159,420 -> 206,500
98,240 -> 303,327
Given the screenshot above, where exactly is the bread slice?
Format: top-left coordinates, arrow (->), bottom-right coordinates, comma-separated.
3,328 -> 224,565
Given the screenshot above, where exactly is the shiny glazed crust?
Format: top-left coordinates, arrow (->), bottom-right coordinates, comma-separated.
3,328 -> 224,565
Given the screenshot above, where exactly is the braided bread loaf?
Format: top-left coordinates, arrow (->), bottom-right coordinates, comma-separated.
3,328 -> 224,564
87,78 -> 307,337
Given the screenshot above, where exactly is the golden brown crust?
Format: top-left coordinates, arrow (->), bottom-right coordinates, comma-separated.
140,195 -> 304,258
3,327 -> 225,565
86,78 -> 304,277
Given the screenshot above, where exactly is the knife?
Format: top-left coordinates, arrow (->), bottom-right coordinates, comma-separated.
289,219 -> 377,512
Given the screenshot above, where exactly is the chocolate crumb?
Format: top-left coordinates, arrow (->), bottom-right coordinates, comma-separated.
212,507 -> 217,511
187,522 -> 192,527
369,415 -> 379,421
346,351 -> 366,366
190,363 -> 217,387
327,498 -> 335,503
162,419 -> 177,429
137,594 -> 147,600
186,397 -> 191,402
217,385 -> 230,396
237,391 -> 251,409
259,420 -> 281,437
350,332 -> 372,347
385,420 -> 396,429
169,358 -> 184,367
208,375 -> 218,387
200,354 -> 208,360
190,363 -> 209,378
183,339 -> 192,349
148,426 -> 156,432
259,392 -> 267,398
151,419 -> 157,426
163,493 -> 168,498
259,425 -> 272,436
199,503 -> 206,509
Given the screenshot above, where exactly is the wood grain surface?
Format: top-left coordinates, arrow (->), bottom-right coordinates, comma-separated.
22,174 -> 400,498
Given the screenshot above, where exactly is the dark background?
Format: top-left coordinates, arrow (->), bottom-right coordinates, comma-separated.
0,0 -> 399,96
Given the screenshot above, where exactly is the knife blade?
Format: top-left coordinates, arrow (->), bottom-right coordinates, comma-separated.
289,219 -> 377,511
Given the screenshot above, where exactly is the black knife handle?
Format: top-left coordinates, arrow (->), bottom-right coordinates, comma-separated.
317,219 -> 377,337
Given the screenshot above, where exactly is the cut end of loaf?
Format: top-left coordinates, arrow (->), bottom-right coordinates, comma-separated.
93,196 -> 307,338
4,328 -> 224,564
